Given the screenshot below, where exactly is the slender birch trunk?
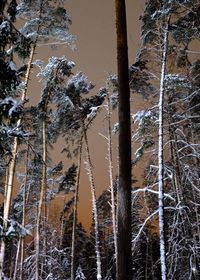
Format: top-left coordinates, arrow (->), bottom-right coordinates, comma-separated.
20,147 -> 30,280
70,136 -> 83,280
35,117 -> 47,280
81,120 -> 102,280
12,147 -> 30,280
13,239 -> 21,280
115,0 -> 132,279
158,17 -> 170,280
106,94 -> 117,263
0,45 -> 36,279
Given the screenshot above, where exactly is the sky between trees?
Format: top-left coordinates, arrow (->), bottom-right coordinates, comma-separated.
36,0 -> 145,230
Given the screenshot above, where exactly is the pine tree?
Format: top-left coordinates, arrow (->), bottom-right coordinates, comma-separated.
132,0 -> 200,278
115,0 -> 132,279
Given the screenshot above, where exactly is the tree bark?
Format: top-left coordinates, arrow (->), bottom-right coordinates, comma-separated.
70,136 -> 83,280
115,1 -> 132,279
12,147 -> 29,280
0,0 -> 7,13
82,120 -> 102,280
158,17 -> 170,280
106,94 -> 117,265
35,117 -> 47,280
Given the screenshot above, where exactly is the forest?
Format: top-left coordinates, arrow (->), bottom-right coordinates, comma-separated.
0,0 -> 200,279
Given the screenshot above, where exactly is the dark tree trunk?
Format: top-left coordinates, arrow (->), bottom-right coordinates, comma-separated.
115,1 -> 132,279
0,0 -> 7,13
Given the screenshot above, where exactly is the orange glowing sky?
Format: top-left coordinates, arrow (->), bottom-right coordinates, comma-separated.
31,0 -> 145,230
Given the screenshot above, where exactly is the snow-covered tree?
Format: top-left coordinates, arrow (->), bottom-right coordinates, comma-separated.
75,265 -> 86,280
131,0 -> 200,278
0,1 -> 75,278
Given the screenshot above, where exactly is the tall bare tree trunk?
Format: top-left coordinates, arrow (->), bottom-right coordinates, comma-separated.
81,120 -> 102,280
70,136 -> 83,280
12,147 -> 30,280
158,17 -> 170,280
115,1 -> 132,279
0,0 -> 7,13
0,45 -> 36,279
13,238 -> 21,280
35,117 -> 47,280
106,94 -> 117,264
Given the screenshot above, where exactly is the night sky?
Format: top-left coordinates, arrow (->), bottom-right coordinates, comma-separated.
33,0 -> 145,230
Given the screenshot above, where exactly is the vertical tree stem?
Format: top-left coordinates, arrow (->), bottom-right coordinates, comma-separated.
35,117 -> 47,280
115,0 -> 132,279
70,135 -> 83,280
106,94 -> 118,264
158,17 -> 170,280
12,147 -> 30,280
82,119 -> 102,280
